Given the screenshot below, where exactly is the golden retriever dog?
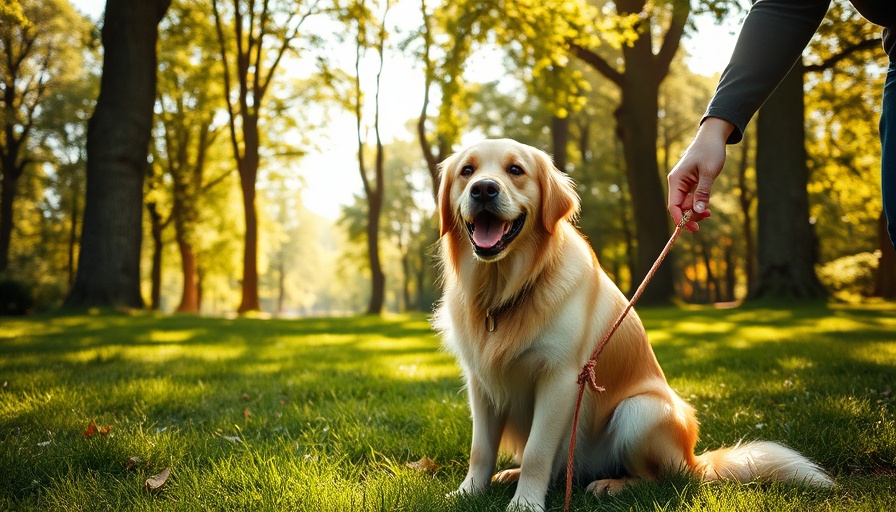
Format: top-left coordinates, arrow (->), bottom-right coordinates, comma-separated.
433,139 -> 833,511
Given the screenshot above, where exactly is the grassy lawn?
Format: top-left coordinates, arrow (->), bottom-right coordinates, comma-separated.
1,302 -> 895,511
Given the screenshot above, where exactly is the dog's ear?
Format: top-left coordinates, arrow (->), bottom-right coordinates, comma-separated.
537,150 -> 580,235
437,153 -> 458,237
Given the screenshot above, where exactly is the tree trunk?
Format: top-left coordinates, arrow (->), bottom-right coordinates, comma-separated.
615,48 -> 674,303
551,115 -> 570,171
366,179 -> 385,315
0,39 -> 27,272
751,63 -> 825,299
65,0 -> 170,309
401,252 -> 411,313
276,254 -> 285,315
873,211 -> 896,298
0,167 -> 19,272
237,119 -> 261,313
67,174 -> 81,287
175,235 -> 199,313
737,131 -> 756,292
146,201 -> 164,310
696,232 -> 719,303
723,240 -> 737,302
197,266 -> 204,311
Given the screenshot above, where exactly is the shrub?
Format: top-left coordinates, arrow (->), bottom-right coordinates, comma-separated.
0,278 -> 35,316
817,251 -> 878,296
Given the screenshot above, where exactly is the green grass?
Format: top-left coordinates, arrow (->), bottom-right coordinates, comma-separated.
1,302 -> 895,511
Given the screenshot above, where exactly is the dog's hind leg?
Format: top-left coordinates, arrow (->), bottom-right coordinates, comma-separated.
586,392 -> 698,496
492,468 -> 521,484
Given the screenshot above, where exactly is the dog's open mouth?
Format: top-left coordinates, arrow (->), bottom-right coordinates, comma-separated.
465,211 -> 526,257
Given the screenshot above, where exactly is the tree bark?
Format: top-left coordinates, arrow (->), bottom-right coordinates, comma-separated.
737,131 -> 756,292
237,126 -> 261,313
65,0 -> 170,309
614,53 -> 674,303
175,235 -> 199,313
751,63 -> 825,299
551,115 -> 570,171
365,132 -> 386,316
0,167 -> 19,271
146,201 -> 165,310
67,176 -> 80,287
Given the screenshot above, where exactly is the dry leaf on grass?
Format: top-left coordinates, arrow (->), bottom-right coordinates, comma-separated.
144,467 -> 171,492
125,457 -> 140,471
406,456 -> 440,474
83,421 -> 98,438
83,421 -> 111,439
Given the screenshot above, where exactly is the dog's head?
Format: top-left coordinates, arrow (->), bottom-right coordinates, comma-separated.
437,139 -> 579,262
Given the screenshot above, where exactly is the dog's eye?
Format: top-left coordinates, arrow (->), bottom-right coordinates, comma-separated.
508,164 -> 524,176
460,165 -> 474,177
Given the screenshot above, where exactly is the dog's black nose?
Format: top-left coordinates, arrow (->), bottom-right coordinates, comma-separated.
470,179 -> 500,203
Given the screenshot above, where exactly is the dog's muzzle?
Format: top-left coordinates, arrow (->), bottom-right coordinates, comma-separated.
465,180 -> 525,258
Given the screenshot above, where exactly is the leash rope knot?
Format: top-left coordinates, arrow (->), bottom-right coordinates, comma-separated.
576,360 -> 605,393
563,209 -> 692,512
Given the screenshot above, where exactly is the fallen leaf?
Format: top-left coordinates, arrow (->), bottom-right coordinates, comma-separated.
406,456 -> 440,474
243,408 -> 250,419
99,425 -> 112,436
125,457 -> 140,471
83,421 -> 98,439
145,467 -> 171,492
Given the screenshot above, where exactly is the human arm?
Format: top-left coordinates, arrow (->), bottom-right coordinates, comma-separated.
667,0 -> 830,230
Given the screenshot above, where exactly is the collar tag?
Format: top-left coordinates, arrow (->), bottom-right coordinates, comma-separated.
485,309 -> 496,332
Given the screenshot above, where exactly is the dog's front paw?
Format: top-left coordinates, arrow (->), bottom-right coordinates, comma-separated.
446,477 -> 486,499
506,496 -> 545,512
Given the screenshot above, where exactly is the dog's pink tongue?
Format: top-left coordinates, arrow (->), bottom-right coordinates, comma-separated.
472,216 -> 507,248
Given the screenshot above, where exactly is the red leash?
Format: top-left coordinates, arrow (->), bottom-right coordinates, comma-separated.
563,210 -> 692,512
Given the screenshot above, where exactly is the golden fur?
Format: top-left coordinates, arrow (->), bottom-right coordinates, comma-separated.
433,139 -> 833,511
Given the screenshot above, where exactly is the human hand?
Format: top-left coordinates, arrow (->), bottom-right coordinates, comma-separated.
666,117 -> 735,232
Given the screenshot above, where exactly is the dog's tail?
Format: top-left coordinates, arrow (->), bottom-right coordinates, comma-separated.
694,441 -> 834,487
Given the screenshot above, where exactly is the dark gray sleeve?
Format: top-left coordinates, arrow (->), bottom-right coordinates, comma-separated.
703,0 -> 831,144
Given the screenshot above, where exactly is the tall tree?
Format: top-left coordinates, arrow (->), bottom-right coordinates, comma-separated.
211,0 -> 322,313
571,0 -> 692,303
0,0 -> 89,272
348,0 -> 390,315
156,1 -> 228,313
751,4 -> 881,299
65,0 -> 171,309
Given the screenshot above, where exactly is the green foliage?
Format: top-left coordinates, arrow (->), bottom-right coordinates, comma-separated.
1,304 -> 895,510
817,252 -> 879,298
804,1 -> 885,264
